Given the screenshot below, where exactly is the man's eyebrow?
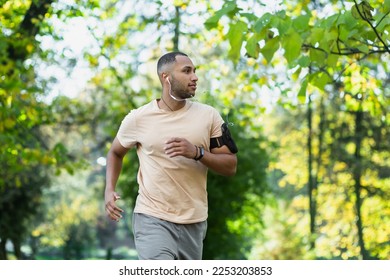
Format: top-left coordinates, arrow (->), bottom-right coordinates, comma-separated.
182,65 -> 196,71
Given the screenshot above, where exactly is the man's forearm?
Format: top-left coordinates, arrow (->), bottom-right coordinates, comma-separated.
105,150 -> 124,192
200,151 -> 237,176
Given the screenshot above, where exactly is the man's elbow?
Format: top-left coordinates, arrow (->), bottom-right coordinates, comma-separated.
225,157 -> 237,176
226,165 -> 237,176
108,138 -> 129,159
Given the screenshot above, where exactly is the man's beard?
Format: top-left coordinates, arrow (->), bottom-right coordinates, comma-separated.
169,78 -> 195,101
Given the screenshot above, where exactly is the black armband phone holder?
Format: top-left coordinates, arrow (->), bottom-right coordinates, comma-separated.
210,123 -> 238,154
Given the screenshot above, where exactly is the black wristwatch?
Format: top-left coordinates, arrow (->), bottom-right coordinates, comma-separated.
195,146 -> 204,161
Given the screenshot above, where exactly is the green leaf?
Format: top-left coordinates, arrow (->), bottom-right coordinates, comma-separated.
273,16 -> 292,36
327,54 -> 339,67
298,55 -> 311,67
254,13 -> 272,33
309,72 -> 331,91
204,14 -> 222,29
309,27 -> 325,46
375,15 -> 390,32
298,77 -> 308,102
362,29 -> 378,42
324,27 -> 338,42
282,31 -> 303,65
322,27 -> 338,53
351,4 -> 361,20
240,13 -> 258,22
204,1 -> 238,29
227,20 -> 248,62
245,33 -> 262,58
293,14 -> 311,32
343,10 -> 359,29
351,1 -> 374,21
260,37 -> 280,63
291,67 -> 301,81
385,0 -> 390,13
323,14 -> 339,28
356,44 -> 369,54
361,1 -> 374,20
310,48 -> 327,66
339,24 -> 351,41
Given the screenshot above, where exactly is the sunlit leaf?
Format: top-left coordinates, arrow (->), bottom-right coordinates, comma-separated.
282,30 -> 303,65
227,20 -> 248,62
254,12 -> 272,33
298,55 -> 310,67
309,48 -> 327,66
273,16 -> 292,36
385,0 -> 390,12
298,77 -> 308,102
309,72 -> 331,91
204,1 -> 238,29
245,33 -> 262,58
260,37 -> 279,63
293,14 -> 311,32
357,44 -> 369,54
327,54 -> 339,67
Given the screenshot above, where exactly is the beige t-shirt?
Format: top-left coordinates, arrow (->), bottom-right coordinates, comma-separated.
116,100 -> 224,224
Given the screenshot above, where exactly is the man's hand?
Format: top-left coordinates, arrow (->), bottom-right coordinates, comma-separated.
105,191 -> 124,222
164,137 -> 197,159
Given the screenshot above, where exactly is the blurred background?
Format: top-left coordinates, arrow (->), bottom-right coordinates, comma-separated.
0,0 -> 389,260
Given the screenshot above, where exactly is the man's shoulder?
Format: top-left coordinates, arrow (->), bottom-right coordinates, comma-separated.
190,100 -> 219,113
127,100 -> 155,115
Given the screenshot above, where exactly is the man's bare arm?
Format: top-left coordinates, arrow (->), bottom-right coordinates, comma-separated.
104,137 -> 129,221
200,145 -> 237,176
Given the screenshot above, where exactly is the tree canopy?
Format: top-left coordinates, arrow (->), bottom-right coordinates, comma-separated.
1,0 -> 389,260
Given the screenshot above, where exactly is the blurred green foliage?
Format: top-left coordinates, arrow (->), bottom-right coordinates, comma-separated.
1,0 -> 389,260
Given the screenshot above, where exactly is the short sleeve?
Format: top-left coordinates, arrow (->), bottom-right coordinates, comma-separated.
116,110 -> 137,148
210,108 -> 224,138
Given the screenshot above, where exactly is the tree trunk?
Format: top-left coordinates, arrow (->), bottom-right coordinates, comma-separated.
12,238 -> 23,259
307,94 -> 317,249
8,0 -> 54,61
353,108 -> 369,259
19,0 -> 55,37
0,238 -> 8,260
106,247 -> 113,260
173,5 -> 181,51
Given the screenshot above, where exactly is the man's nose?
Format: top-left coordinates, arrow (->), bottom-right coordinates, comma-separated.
191,73 -> 198,81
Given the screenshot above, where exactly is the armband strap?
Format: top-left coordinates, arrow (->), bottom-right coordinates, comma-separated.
210,137 -> 223,149
210,123 -> 238,154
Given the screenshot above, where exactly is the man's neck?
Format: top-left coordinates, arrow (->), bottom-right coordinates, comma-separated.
158,96 -> 186,111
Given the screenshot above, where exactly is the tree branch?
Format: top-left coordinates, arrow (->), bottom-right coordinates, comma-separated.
303,43 -> 388,56
8,0 -> 55,62
19,0 -> 55,37
353,0 -> 390,54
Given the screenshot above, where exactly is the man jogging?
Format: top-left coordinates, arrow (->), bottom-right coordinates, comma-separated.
104,51 -> 237,260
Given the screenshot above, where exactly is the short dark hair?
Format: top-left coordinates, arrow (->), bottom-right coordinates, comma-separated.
157,51 -> 188,75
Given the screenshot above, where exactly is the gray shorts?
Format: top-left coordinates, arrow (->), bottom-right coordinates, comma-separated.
132,213 -> 207,260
